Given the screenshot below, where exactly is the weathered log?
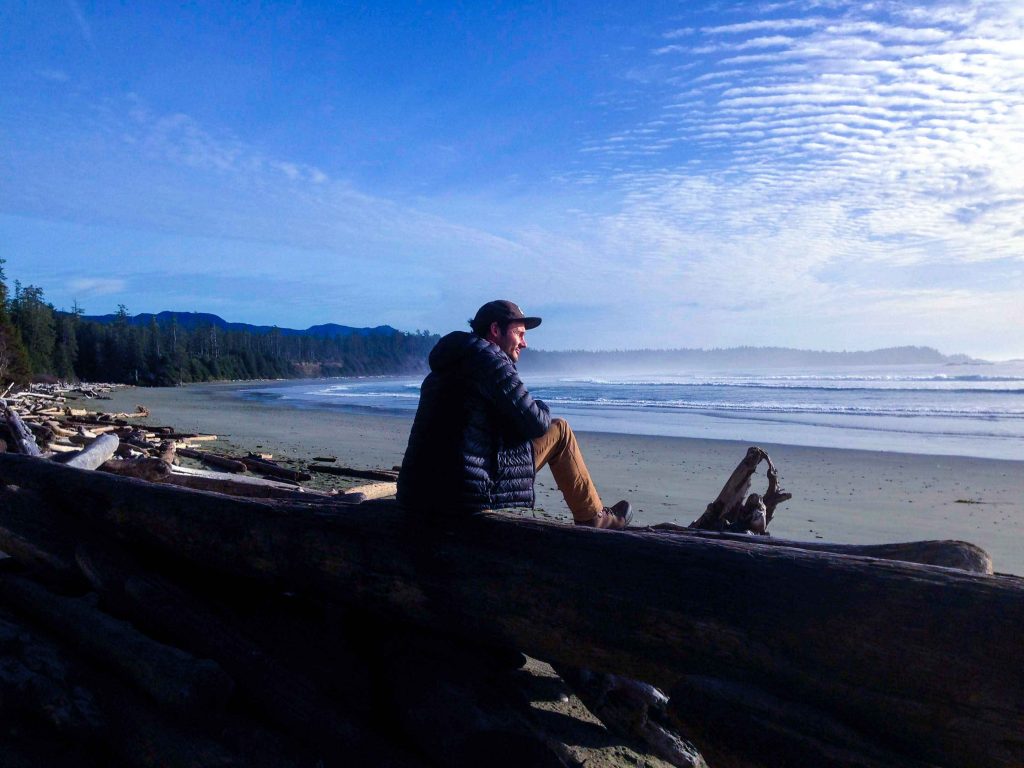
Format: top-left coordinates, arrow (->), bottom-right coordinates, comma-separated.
158,439 -> 177,465
146,431 -> 218,440
99,457 -> 365,503
99,456 -> 174,483
651,524 -> 993,574
241,455 -> 311,482
120,434 -> 160,456
16,390 -> 59,401
0,573 -> 234,718
46,442 -> 81,454
2,403 -> 42,456
345,481 -> 397,500
62,434 -> 119,471
310,464 -> 399,481
166,465 -> 322,498
44,420 -> 77,439
1,453 -> 1021,767
25,421 -> 55,448
177,447 -> 247,473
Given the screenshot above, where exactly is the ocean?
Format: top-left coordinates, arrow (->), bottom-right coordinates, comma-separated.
235,361 -> 1024,461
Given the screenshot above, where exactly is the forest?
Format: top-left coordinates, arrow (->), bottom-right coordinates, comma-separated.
0,260 -> 438,388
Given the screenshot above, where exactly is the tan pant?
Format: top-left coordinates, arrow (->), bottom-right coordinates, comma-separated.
532,418 -> 603,523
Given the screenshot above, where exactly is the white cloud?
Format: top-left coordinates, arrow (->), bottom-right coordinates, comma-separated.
68,277 -> 126,296
37,69 -> 70,83
65,0 -> 95,50
563,0 -> 1024,354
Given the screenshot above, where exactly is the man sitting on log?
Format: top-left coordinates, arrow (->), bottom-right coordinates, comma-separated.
398,300 -> 632,529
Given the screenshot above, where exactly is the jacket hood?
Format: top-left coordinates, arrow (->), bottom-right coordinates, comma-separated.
429,331 -> 505,373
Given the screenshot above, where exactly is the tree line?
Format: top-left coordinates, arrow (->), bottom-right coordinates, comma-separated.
0,260 -> 438,388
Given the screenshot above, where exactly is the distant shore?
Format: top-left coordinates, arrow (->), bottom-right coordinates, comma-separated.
97,381 -> 1024,575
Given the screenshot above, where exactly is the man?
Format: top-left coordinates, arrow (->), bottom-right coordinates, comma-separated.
397,300 -> 632,528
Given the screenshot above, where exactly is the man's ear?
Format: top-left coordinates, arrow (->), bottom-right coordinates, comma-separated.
488,321 -> 502,340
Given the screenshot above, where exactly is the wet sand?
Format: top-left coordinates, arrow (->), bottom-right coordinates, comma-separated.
99,381 -> 1024,575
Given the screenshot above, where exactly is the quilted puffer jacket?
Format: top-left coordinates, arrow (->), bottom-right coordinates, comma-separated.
397,331 -> 551,512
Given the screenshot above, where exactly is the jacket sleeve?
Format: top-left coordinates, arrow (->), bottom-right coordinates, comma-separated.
474,349 -> 551,440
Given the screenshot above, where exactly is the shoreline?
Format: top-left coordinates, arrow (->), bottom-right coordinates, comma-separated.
96,381 -> 1024,575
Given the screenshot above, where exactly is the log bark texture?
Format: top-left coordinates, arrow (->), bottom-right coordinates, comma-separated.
0,485 -> 83,583
72,544 -> 426,767
0,574 -> 234,718
1,453 -> 1021,768
651,524 -> 994,573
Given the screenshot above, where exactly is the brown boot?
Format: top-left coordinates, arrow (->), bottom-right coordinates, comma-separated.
576,500 -> 632,530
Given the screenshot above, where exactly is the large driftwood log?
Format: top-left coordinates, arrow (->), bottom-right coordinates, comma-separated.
1,454 -> 1021,767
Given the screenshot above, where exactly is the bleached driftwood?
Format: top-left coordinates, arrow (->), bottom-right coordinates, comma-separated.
63,434 -> 120,471
2,401 -> 42,456
689,446 -> 791,533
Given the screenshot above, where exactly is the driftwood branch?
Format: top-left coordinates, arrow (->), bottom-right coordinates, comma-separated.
689,446 -> 791,533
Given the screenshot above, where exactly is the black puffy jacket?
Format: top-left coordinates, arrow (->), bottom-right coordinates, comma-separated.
397,331 -> 551,512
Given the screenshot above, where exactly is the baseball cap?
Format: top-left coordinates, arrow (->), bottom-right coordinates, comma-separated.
471,300 -> 542,331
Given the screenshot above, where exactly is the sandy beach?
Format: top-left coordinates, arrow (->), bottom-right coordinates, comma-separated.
96,381 -> 1024,576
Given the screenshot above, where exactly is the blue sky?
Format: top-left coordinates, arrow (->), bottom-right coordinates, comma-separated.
2,1 -> 1022,358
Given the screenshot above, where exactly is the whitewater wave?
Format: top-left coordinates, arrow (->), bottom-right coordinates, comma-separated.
539,396 -> 1024,419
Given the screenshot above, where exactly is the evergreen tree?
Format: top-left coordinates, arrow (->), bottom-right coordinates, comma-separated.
9,282 -> 55,378
0,258 -> 31,386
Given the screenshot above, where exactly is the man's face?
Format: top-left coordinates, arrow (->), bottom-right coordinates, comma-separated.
493,321 -> 528,362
